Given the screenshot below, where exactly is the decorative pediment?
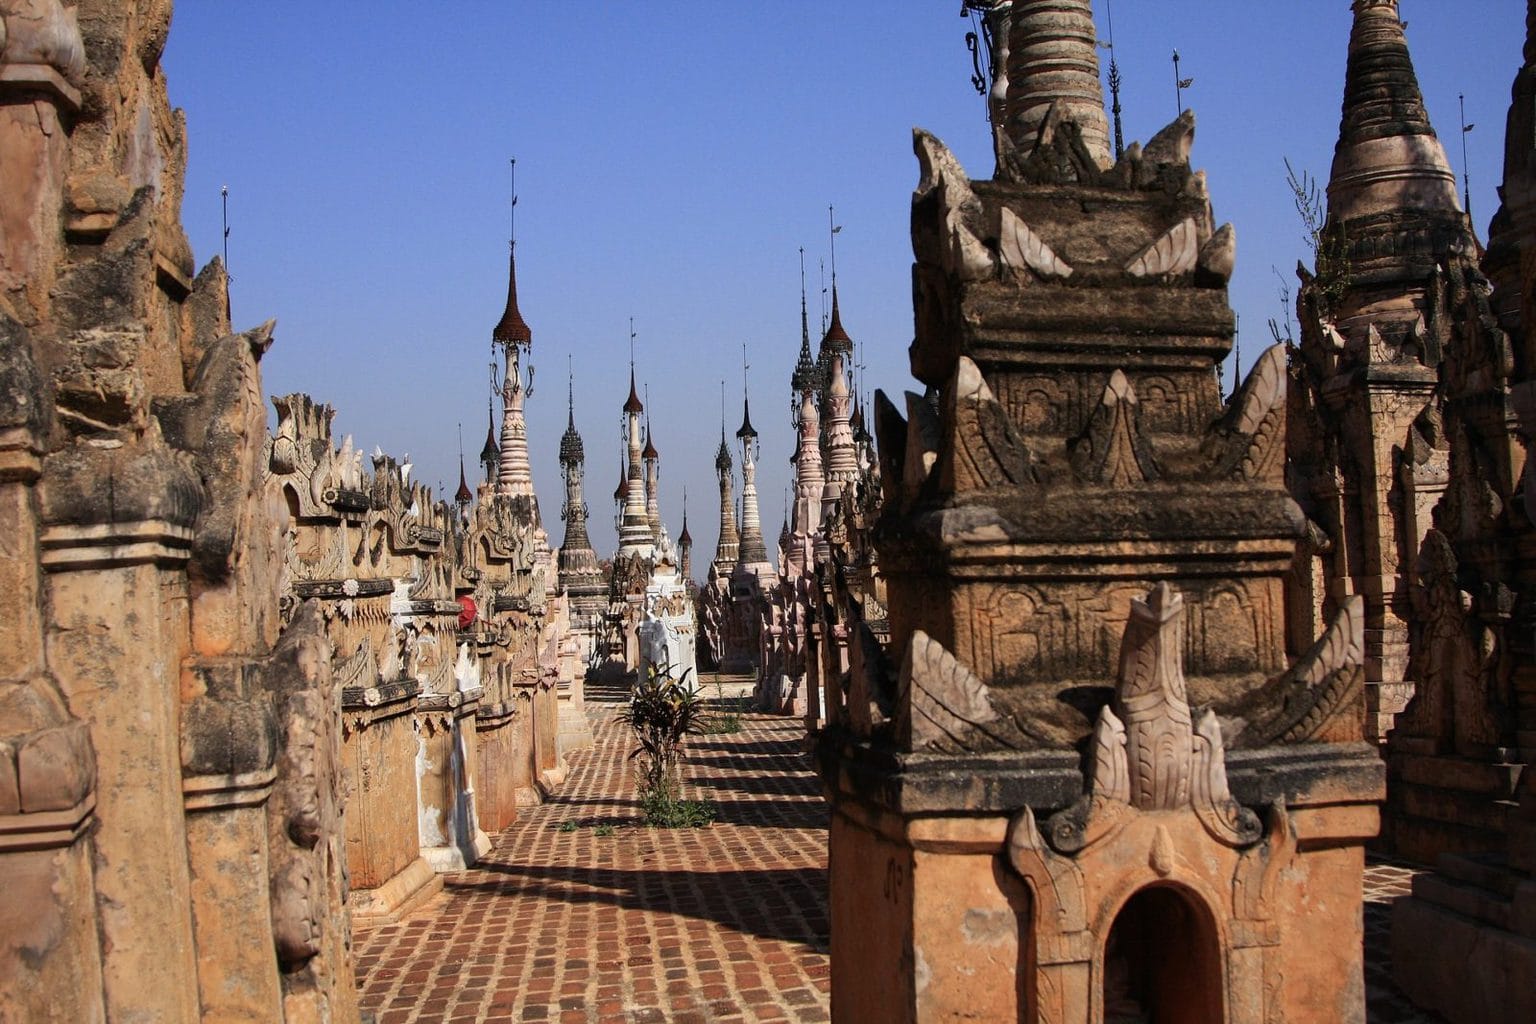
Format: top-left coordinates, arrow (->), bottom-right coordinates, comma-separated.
1047,584 -> 1262,853
1202,343 -> 1287,482
1070,370 -> 1160,485
942,357 -> 1036,493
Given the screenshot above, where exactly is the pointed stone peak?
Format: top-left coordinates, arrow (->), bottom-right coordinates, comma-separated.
559,412 -> 583,467
643,422 -> 658,461
793,286 -> 819,393
623,366 -> 644,414
715,427 -> 733,472
822,285 -> 853,352
492,243 -> 533,345
1003,0 -> 1111,168
479,413 -> 499,466
455,457 -> 474,504
736,395 -> 758,441
614,457 -> 628,502
1327,0 -> 1460,224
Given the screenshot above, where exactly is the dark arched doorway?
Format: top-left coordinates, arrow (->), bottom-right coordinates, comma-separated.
1103,884 -> 1223,1024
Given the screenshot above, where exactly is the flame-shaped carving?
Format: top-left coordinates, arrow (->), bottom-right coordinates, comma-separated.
1126,217 -> 1200,278
998,207 -> 1072,280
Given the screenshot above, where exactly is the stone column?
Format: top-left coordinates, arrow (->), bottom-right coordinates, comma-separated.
0,321 -> 105,1024
41,443 -> 204,1023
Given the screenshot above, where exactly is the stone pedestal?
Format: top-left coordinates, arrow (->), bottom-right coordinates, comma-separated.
342,680 -> 442,926
416,690 -> 492,872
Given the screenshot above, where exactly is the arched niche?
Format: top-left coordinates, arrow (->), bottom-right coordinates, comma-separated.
1102,883 -> 1223,1024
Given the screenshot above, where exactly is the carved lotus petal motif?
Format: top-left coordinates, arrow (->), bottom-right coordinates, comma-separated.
1127,217 -> 1199,278
898,629 -> 998,750
1089,705 -> 1131,804
1198,223 -> 1236,282
1192,709 -> 1263,847
1243,595 -> 1365,746
946,357 -> 1035,492
998,207 -> 1072,280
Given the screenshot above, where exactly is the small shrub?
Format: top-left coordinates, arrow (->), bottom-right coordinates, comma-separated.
557,820 -> 578,833
701,713 -> 742,735
618,664 -> 713,826
593,824 -> 616,837
640,791 -> 716,829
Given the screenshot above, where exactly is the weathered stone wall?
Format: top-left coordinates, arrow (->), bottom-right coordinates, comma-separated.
0,2 -> 360,1020
1,3 -> 579,1018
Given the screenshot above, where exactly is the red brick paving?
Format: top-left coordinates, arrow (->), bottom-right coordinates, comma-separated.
356,685 -> 1441,1023
356,694 -> 830,1023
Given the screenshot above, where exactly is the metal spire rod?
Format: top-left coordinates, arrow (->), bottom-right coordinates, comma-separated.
1232,313 -> 1241,401
629,316 -> 636,372
1173,50 -> 1193,117
1104,0 -> 1124,160
819,258 -> 828,334
220,184 -> 230,270
1460,93 -> 1476,226
828,206 -> 842,290
509,157 -> 518,249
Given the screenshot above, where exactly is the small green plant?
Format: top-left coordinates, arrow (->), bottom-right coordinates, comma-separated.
701,712 -> 742,735
557,820 -> 579,833
593,824 -> 616,837
617,664 -> 713,827
640,791 -> 716,829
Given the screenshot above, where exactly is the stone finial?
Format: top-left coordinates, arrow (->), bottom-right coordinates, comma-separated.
1002,0 -> 1111,168
492,244 -> 532,345
1327,0 -> 1460,225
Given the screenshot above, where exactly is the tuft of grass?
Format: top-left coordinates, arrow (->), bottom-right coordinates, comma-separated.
640,791 -> 716,829
701,713 -> 742,735
556,820 -> 579,833
593,824 -> 616,837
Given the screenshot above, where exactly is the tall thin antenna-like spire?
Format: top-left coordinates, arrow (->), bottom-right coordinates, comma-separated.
509,157 -> 518,248
1460,93 -> 1476,226
819,258 -> 828,334
1104,0 -> 1124,160
828,205 -> 842,292
1173,50 -> 1193,117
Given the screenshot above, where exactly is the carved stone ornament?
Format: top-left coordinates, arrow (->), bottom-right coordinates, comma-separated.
1201,343 -> 1287,482
1126,217 -> 1200,278
1046,583 -> 1262,853
997,207 -> 1072,280
913,130 -> 995,282
1069,370 -> 1160,485
895,629 -> 1046,752
943,356 -> 1036,493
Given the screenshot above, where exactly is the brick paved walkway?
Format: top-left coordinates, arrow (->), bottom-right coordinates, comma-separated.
356,688 -> 1443,1023
356,696 -> 830,1023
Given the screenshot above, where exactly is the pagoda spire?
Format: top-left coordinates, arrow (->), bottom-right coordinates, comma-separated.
493,165 -> 537,498
1327,0 -> 1462,231
1003,0 -> 1111,167
557,365 -> 602,604
679,489 -> 694,582
736,382 -> 771,567
643,413 -> 662,543
712,392 -> 740,576
617,349 -> 653,556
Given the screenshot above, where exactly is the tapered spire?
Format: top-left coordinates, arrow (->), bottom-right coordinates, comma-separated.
1003,0 -> 1111,167
1328,0 -> 1460,227
478,408 -> 499,485
617,364 -> 653,556
455,456 -> 473,505
1324,0 -> 1471,295
492,243 -> 533,345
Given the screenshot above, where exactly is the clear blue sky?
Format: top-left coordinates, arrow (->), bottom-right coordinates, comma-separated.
163,1 -> 1524,570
